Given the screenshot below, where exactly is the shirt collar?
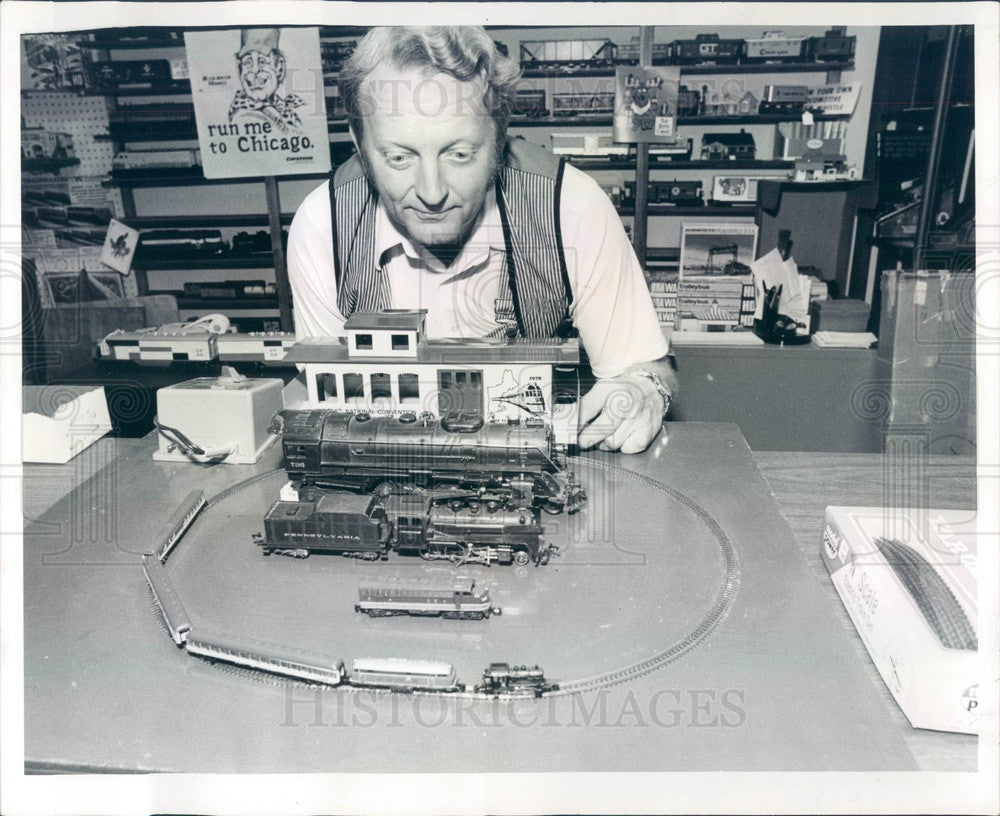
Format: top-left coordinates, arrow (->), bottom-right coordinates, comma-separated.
374,188 -> 506,274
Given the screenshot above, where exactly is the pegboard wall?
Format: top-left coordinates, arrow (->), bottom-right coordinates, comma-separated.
21,92 -> 113,177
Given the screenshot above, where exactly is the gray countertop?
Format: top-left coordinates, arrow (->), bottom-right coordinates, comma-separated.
21,424 -> 977,773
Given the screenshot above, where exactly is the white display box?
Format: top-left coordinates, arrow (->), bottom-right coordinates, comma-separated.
822,506 -> 980,734
153,374 -> 284,465
23,385 -> 112,464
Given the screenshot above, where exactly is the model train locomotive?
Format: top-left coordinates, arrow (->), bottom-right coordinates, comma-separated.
273,409 -> 586,515
256,488 -> 552,566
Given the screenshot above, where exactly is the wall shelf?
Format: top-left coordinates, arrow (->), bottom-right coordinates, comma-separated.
22,157 -> 82,172
135,256 -> 277,271
520,60 -> 854,79
618,204 -> 755,217
105,170 -> 331,188
512,112 -> 849,128
126,214 -> 295,229
567,158 -> 795,171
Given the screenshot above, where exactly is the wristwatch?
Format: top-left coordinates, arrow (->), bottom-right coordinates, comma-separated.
629,369 -> 672,417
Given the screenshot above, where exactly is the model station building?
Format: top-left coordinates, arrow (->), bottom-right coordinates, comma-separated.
283,310 -> 582,445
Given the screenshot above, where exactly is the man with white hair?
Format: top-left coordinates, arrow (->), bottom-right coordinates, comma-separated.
288,26 -> 675,454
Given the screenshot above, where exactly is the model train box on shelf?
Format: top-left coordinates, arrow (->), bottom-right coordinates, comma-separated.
283,309 -> 581,446
711,175 -> 773,204
613,65 -> 681,142
778,121 -> 848,160
822,506 -> 980,734
154,368 -> 284,465
23,385 -> 113,464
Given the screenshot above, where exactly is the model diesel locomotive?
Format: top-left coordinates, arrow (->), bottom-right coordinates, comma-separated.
273,409 -> 586,514
356,577 -> 501,619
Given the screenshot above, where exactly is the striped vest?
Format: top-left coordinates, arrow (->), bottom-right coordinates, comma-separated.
328,138 -> 574,338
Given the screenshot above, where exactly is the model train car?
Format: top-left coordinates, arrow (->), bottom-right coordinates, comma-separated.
622,180 -> 704,207
139,229 -> 227,259
257,487 -> 551,566
806,27 -> 856,62
356,577 -> 500,619
519,39 -> 617,70
512,89 -> 549,118
743,31 -> 807,62
551,91 -> 615,117
273,409 -> 586,514
615,41 -> 672,64
670,34 -> 743,64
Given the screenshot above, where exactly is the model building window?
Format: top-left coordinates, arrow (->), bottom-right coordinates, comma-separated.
391,333 -> 409,351
315,373 -> 338,401
370,372 -> 391,402
398,372 -> 420,404
438,369 -> 483,415
343,372 -> 365,403
354,333 -> 373,350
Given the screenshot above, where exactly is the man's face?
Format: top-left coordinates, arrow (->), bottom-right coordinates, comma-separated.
355,65 -> 498,250
239,49 -> 282,103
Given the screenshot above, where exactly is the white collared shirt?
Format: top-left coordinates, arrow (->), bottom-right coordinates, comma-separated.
287,162 -> 668,378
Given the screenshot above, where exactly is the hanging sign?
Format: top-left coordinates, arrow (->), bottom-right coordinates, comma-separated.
613,65 -> 681,143
184,27 -> 330,178
806,82 -> 862,116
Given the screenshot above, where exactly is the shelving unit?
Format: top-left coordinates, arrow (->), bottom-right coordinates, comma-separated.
22,23 -> 875,337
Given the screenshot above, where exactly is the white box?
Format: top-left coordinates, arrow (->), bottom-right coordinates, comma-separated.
153,373 -> 284,464
822,506 -> 980,734
23,385 -> 112,464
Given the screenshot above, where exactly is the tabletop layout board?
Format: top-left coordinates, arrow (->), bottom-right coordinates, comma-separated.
23,424 -> 926,773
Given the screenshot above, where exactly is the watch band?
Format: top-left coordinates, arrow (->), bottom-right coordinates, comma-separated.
629,369 -> 672,417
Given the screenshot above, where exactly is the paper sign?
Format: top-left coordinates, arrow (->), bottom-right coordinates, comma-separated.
806,82 -> 861,116
100,218 -> 139,274
184,27 -> 330,178
614,65 -> 681,144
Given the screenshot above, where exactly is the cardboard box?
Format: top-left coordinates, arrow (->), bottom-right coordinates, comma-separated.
822,506 -> 979,734
23,385 -> 112,464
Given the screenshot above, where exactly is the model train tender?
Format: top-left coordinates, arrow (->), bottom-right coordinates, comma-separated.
273,409 -> 586,515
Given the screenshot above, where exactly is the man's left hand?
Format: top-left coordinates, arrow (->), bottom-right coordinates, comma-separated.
576,370 -> 668,454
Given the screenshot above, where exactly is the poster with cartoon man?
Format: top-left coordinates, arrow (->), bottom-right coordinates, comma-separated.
184,27 -> 330,178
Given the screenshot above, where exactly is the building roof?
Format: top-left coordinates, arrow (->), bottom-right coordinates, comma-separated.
343,309 -> 427,332
284,335 -> 581,365
703,131 -> 755,146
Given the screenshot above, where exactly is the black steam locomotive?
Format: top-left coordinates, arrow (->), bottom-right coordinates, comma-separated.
255,488 -> 551,566
477,663 -> 559,697
273,409 -> 586,515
